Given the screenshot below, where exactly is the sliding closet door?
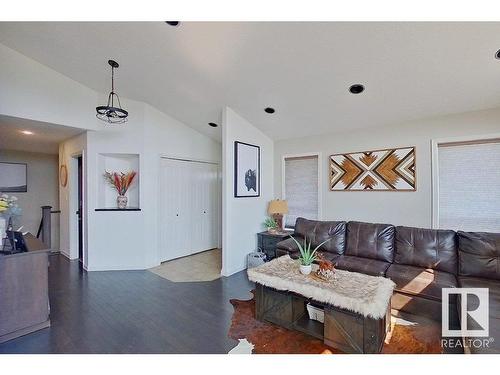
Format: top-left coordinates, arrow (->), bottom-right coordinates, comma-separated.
190,162 -> 219,254
190,161 -> 206,254
207,163 -> 219,249
159,158 -> 192,261
159,158 -> 219,262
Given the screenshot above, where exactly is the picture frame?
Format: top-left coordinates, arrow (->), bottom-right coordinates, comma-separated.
329,146 -> 416,191
234,141 -> 260,198
0,162 -> 28,192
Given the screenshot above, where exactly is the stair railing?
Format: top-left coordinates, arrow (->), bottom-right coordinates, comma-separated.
36,206 -> 61,249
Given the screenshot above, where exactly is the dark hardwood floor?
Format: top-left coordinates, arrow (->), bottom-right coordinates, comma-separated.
0,254 -> 254,354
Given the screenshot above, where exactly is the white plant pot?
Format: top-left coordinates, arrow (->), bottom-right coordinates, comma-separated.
300,264 -> 312,275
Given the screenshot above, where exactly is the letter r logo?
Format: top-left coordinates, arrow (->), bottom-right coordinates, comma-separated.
442,288 -> 489,337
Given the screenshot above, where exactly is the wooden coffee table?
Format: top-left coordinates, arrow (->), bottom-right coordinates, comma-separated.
255,283 -> 391,353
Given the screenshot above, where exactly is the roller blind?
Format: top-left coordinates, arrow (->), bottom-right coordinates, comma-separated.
438,140 -> 500,232
284,155 -> 318,229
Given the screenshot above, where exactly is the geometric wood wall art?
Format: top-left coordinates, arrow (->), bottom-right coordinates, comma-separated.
329,147 -> 416,191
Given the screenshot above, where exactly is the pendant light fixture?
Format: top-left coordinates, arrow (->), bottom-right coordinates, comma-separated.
96,60 -> 129,124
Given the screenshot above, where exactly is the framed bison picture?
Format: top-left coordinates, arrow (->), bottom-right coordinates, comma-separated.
234,141 -> 260,197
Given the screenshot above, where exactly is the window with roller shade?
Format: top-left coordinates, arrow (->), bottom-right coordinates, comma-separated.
283,155 -> 319,229
437,139 -> 500,232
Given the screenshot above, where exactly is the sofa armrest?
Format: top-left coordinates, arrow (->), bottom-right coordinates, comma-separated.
276,237 -> 302,253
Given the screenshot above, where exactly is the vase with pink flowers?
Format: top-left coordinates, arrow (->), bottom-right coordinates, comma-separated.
103,171 -> 137,209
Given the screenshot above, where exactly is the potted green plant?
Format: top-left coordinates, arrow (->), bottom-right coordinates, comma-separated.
263,217 -> 278,233
289,236 -> 330,275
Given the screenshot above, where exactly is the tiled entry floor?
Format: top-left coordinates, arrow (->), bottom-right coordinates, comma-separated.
149,248 -> 222,282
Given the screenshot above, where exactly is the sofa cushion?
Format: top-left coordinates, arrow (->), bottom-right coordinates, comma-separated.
458,231 -> 500,280
466,323 -> 500,354
386,263 -> 457,301
395,226 -> 457,274
275,248 -> 291,258
293,218 -> 347,255
289,251 -> 340,263
333,255 -> 391,277
295,217 -> 316,241
458,276 -> 500,320
457,276 -> 500,353
345,221 -> 395,262
391,292 -> 448,322
313,220 -> 347,254
276,237 -> 299,253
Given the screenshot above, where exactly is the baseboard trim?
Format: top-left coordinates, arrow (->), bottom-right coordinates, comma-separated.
59,250 -> 72,260
222,265 -> 247,277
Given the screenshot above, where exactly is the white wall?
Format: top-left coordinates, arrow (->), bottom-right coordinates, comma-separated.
222,107 -> 274,276
143,104 -> 221,268
2,41 -> 222,271
0,149 -> 59,249
0,43 -> 99,131
274,107 -> 500,229
84,100 -> 222,271
84,98 -> 146,271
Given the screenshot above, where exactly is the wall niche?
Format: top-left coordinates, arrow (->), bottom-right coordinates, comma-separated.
96,153 -> 140,211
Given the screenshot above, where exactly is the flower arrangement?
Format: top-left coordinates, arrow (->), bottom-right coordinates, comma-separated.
0,193 -> 21,216
103,171 -> 137,196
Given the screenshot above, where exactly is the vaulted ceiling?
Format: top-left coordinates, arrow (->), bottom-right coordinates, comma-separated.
1,22 -> 500,141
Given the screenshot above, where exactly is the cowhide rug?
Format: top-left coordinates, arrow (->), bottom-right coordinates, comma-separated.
228,291 -> 443,354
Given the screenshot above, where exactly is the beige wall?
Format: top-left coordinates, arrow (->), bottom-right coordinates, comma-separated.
274,107 -> 500,229
0,149 -> 59,248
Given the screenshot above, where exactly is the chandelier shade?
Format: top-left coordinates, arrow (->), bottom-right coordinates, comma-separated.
96,60 -> 129,124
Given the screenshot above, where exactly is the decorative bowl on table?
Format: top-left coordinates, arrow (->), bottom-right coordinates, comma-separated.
314,268 -> 336,282
313,254 -> 336,281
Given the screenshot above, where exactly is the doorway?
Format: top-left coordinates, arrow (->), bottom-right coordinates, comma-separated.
155,157 -> 221,281
77,155 -> 83,264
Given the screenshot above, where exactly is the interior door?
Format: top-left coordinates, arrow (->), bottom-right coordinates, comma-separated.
205,163 -> 219,250
193,162 -> 218,253
159,158 -> 219,262
160,159 -> 188,261
190,161 -> 205,254
77,156 -> 83,264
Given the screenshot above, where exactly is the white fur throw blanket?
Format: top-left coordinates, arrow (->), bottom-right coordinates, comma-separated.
247,255 -> 395,319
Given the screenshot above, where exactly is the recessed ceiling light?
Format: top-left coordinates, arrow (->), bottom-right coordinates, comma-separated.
20,130 -> 34,135
165,21 -> 180,27
264,107 -> 275,114
208,122 -> 218,128
495,49 -> 500,59
349,84 -> 365,94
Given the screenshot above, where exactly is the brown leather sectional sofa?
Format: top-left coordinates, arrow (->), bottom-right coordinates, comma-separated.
275,217 -> 500,353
